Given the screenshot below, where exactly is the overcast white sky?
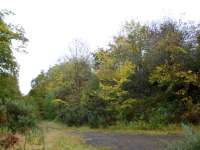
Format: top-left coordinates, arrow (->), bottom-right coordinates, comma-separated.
1,0 -> 200,94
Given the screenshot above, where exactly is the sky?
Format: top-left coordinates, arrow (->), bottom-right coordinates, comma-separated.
1,0 -> 200,94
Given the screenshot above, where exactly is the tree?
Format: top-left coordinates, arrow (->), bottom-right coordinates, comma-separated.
29,18 -> 200,125
64,39 -> 92,102
0,10 -> 28,100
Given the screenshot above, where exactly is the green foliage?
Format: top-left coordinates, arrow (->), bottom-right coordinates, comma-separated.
53,93 -> 114,128
149,63 -> 200,123
0,10 -> 27,100
0,74 -> 21,100
43,99 -> 57,120
0,99 -> 36,133
0,10 -> 35,135
29,19 -> 200,128
118,98 -> 143,122
83,93 -> 116,128
1,9 -> 200,131
25,127 -> 45,146
167,124 -> 200,150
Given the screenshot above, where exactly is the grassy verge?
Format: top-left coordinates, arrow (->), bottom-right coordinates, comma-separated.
38,122 -> 109,150
3,121 -> 200,150
62,122 -> 182,135
0,121 -> 109,150
166,124 -> 200,150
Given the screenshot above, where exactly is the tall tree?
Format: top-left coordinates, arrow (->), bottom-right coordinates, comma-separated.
0,10 -> 28,100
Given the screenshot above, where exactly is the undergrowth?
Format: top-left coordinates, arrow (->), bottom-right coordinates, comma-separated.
167,124 -> 200,150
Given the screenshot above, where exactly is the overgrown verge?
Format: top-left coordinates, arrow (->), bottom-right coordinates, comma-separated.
167,124 -> 200,150
0,121 -> 109,150
0,99 -> 37,149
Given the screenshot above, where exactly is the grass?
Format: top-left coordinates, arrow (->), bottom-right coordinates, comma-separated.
2,121 -> 200,150
39,122 -> 109,150
166,124 -> 200,150
62,121 -> 182,135
0,121 -> 110,150
106,122 -> 182,135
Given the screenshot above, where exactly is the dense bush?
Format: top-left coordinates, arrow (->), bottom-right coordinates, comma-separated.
0,99 -> 37,132
56,103 -> 86,126
83,93 -> 116,128
50,98 -> 84,126
52,92 -> 117,128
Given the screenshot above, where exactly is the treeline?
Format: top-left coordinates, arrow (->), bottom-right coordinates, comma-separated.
29,19 -> 200,128
1,9 -> 200,130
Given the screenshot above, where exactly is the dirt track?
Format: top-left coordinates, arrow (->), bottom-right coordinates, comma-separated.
82,131 -> 181,150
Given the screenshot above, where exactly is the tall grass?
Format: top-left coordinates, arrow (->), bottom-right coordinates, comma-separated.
24,127 -> 45,150
167,124 -> 200,150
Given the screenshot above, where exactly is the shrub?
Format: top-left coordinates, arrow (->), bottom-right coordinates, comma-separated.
83,93 -> 116,128
118,98 -> 145,122
148,106 -> 171,129
54,93 -> 116,128
0,99 -> 37,132
0,102 -> 7,125
0,133 -> 19,149
181,104 -> 200,124
43,99 -> 57,120
55,101 -> 87,126
167,124 -> 200,150
60,105 -> 86,126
